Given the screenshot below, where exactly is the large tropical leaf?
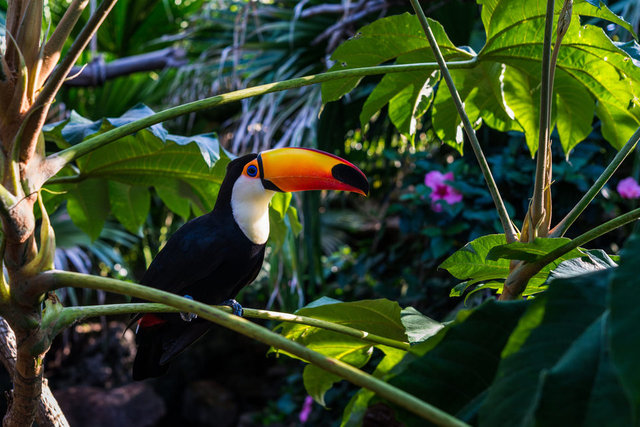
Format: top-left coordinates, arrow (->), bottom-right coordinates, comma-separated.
439,234 -> 587,296
44,104 -> 226,237
271,298 -> 430,406
609,232 -> 640,413
479,267 -> 634,426
323,1 -> 640,155
44,105 -> 297,246
383,300 -> 528,425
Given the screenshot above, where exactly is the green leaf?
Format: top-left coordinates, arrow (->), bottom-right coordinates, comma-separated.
441,234 -> 576,296
44,105 -> 227,233
548,249 -> 617,280
532,313 -> 632,426
500,65 -> 545,154
386,300 -> 529,424
573,1 -> 637,39
155,184 -> 194,220
286,205 -> 302,236
337,1 -> 639,154
439,234 -> 510,283
478,0 -> 640,153
66,179 -> 109,241
433,61 -> 522,153
272,298 -> 408,405
268,193 -> 290,250
485,237 -> 585,262
340,346 -> 406,427
400,307 -> 443,344
554,70 -> 596,156
107,182 -> 150,235
322,14 -> 472,104
609,232 -> 640,414
501,297 -> 546,358
361,67 -> 439,141
479,269 -> 618,426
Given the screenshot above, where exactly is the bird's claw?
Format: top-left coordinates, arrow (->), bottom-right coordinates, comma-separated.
221,299 -> 244,316
180,295 -> 197,322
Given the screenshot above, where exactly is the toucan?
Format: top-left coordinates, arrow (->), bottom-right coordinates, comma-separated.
132,147 -> 368,380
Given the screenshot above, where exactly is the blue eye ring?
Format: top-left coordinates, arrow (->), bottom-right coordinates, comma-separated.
247,164 -> 258,177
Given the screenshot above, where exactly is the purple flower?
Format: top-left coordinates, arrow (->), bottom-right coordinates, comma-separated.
424,171 -> 463,212
617,177 -> 640,199
299,395 -> 314,424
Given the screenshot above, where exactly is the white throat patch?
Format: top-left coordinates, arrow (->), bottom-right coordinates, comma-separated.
230,175 -> 276,244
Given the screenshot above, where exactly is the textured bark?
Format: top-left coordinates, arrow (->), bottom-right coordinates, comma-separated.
0,318 -> 69,427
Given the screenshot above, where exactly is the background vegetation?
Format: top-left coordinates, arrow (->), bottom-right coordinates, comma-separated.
1,0 -> 640,426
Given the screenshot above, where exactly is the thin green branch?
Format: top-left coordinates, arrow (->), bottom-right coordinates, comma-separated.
531,0 -> 555,235
52,302 -> 411,351
41,59 -> 477,183
34,271 -> 466,427
504,207 -> 640,298
22,0 -> 118,164
551,126 -> 640,237
408,0 -> 517,243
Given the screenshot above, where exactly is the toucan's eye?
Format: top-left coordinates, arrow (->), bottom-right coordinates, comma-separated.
247,165 -> 258,177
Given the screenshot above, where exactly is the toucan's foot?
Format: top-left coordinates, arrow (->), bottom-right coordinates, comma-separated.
221,299 -> 244,317
180,295 -> 197,322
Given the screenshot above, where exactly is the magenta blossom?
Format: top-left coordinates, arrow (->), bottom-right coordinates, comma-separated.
617,177 -> 640,199
299,395 -> 314,424
424,171 -> 463,212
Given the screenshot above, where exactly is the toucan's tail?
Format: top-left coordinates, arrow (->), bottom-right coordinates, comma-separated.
132,314 -> 211,381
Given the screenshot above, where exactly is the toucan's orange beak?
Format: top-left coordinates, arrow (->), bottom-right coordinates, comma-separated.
257,148 -> 369,196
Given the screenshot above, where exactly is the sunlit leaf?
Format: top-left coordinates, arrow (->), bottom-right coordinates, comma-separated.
271,298 -> 409,405
485,237 -> 585,262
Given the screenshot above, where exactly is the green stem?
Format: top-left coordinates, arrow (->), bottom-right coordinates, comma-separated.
504,207 -> 640,298
539,207 -> 640,268
54,302 -> 412,351
408,0 -> 517,243
42,59 -> 477,181
531,0 -> 555,235
551,126 -> 640,237
36,270 -> 467,427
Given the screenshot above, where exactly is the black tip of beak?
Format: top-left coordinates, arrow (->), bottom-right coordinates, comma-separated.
331,164 -> 370,196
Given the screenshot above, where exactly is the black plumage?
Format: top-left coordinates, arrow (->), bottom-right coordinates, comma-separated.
132,154 -> 265,380
131,148 -> 369,380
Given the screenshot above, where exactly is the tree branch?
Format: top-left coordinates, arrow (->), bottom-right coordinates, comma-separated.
33,270 -> 467,427
39,0 -> 90,89
62,47 -> 187,87
20,0 -> 118,165
51,303 -> 412,351
0,318 -> 68,427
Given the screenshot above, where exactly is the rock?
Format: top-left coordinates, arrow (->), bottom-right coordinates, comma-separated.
53,382 -> 165,427
182,380 -> 238,426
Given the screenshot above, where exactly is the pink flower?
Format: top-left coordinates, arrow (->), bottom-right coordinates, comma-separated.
424,171 -> 463,211
299,395 -> 314,424
617,177 -> 640,199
